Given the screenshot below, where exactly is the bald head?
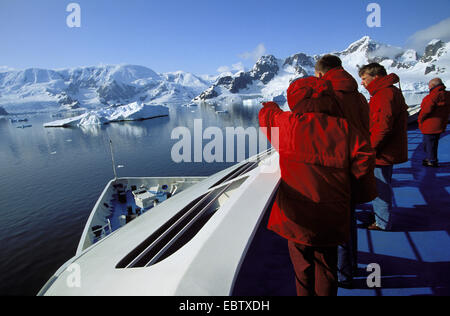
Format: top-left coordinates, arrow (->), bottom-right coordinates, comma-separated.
429,78 -> 444,90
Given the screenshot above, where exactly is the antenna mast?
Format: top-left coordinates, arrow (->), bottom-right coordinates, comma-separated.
109,139 -> 118,180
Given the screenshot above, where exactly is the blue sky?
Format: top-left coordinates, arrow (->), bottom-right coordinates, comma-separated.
0,0 -> 449,74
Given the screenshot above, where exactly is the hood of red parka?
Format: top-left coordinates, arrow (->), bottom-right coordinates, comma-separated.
322,67 -> 359,93
287,76 -> 342,117
366,73 -> 400,96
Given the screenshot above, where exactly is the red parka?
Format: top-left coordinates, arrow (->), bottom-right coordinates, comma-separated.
322,67 -> 370,140
418,85 -> 450,135
259,77 -> 376,247
323,67 -> 376,204
366,74 -> 408,166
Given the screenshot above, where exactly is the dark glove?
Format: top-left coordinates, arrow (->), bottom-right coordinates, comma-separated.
261,101 -> 280,108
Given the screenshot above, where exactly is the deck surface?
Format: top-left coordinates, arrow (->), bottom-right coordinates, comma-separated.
234,125 -> 450,296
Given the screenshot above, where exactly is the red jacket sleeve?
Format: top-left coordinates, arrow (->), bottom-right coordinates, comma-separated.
370,89 -> 395,151
359,94 -> 371,137
418,94 -> 435,125
349,126 -> 378,203
259,102 -> 284,147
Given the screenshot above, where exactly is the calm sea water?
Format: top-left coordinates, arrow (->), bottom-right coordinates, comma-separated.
0,102 -> 262,296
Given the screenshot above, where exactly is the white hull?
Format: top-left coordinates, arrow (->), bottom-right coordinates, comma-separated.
39,149 -> 280,296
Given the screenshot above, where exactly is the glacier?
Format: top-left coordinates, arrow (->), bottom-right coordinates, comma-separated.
43,102 -> 169,128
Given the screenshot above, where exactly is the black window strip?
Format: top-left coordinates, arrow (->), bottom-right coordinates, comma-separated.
209,149 -> 273,189
115,194 -> 207,269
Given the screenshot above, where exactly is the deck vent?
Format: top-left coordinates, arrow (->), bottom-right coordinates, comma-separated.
116,176 -> 249,269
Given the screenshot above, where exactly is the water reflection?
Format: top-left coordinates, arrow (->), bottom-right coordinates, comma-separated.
0,101 -> 270,295
194,101 -> 262,128
79,124 -> 103,137
0,101 -> 266,179
104,116 -> 171,139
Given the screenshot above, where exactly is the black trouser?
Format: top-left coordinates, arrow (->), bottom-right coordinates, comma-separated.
288,241 -> 338,296
423,133 -> 441,163
337,205 -> 357,283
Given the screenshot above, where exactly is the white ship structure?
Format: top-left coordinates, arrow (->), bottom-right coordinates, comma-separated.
38,149 -> 280,296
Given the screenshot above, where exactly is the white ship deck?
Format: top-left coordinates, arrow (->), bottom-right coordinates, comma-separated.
39,150 -> 281,296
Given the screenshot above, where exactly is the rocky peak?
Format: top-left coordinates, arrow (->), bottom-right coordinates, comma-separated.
421,39 -> 445,63
284,53 -> 315,68
283,53 -> 314,77
398,49 -> 419,63
249,55 -> 280,84
341,36 -> 378,56
230,72 -> 253,93
194,55 -> 282,100
390,49 -> 419,70
193,86 -> 218,101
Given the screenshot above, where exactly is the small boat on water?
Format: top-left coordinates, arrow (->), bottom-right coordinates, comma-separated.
10,118 -> 29,124
16,124 -> 32,129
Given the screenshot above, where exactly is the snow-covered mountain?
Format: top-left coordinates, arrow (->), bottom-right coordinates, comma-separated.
1,36 -> 448,113
0,65 -> 213,113
194,36 -> 450,106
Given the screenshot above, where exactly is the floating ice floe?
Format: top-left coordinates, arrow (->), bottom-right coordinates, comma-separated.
43,102 -> 169,128
243,99 -> 263,106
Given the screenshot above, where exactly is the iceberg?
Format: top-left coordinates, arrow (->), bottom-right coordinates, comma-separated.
44,102 -> 169,128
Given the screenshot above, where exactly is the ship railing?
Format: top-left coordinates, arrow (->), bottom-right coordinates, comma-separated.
91,219 -> 113,243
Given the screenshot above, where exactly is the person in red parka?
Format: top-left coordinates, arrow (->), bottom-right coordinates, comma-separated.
359,63 -> 408,231
315,54 -> 377,288
259,77 -> 376,296
418,78 -> 450,168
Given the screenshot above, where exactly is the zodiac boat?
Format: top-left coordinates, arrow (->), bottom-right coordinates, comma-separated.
38,149 -> 281,296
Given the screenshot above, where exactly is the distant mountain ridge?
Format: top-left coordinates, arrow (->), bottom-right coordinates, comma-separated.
194,36 -> 450,106
0,65 -> 213,113
1,36 -> 449,113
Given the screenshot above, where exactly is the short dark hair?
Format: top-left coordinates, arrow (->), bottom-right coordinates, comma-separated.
315,55 -> 342,73
358,63 -> 387,77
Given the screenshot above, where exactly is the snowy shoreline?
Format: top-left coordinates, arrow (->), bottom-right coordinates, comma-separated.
43,102 -> 169,128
